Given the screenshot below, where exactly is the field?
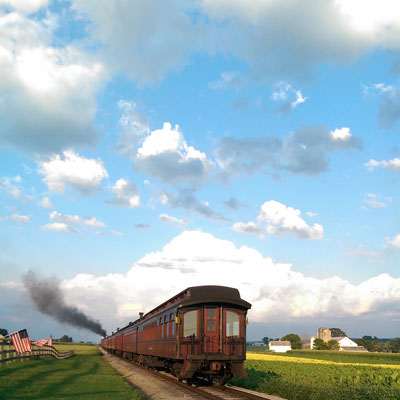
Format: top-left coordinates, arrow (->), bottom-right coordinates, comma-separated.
230,351 -> 400,400
0,343 -> 145,400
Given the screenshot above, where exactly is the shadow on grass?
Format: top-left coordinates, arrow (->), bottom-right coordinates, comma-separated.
229,368 -> 279,390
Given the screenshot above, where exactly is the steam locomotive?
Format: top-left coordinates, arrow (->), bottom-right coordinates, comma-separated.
101,285 -> 251,384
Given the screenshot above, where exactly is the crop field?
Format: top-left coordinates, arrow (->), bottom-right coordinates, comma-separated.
229,351 -> 400,400
0,343 -> 145,400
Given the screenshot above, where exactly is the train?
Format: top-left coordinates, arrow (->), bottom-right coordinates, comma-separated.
101,285 -> 252,384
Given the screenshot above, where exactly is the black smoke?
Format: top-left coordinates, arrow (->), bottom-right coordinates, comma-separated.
23,271 -> 107,337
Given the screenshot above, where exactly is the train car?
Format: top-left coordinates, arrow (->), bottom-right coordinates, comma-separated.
101,285 -> 251,384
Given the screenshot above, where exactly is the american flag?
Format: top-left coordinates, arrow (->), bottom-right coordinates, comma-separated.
10,329 -> 32,353
34,339 -> 48,347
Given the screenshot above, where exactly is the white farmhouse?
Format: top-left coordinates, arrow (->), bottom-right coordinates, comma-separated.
269,340 -> 292,353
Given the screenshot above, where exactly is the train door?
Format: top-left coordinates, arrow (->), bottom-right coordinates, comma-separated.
223,309 -> 244,355
203,306 -> 220,354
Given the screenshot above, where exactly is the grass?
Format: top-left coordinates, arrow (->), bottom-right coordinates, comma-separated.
231,352 -> 400,400
0,343 -> 145,400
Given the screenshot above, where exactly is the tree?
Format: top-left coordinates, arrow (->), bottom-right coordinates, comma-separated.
59,335 -> 73,342
0,328 -> 8,336
281,333 -> 301,349
388,338 -> 400,353
313,338 -> 328,350
262,337 -> 269,345
327,340 -> 339,350
329,328 -> 346,337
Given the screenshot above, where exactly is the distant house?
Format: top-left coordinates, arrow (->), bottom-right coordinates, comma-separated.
313,328 -> 368,352
269,340 -> 292,353
253,342 -> 266,346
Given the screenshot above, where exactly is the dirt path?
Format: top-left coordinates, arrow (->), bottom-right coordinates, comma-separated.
99,348 -> 203,399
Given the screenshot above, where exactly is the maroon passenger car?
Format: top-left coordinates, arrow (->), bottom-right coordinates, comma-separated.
101,285 -> 251,384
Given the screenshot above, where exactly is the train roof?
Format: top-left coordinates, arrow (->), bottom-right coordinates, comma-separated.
103,285 -> 251,339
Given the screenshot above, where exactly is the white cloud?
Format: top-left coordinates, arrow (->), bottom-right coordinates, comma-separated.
71,0 -> 198,83
159,213 -> 187,226
202,0 -> 400,83
106,179 -> 140,208
271,81 -> 307,113
331,127 -> 352,140
159,189 -> 229,221
38,196 -> 52,209
0,0 -> 49,14
115,100 -> 149,158
0,8 -> 104,153
215,125 -> 362,179
232,201 -> 323,240
136,122 -> 214,185
364,158 -> 400,171
38,151 -> 108,195
11,214 -> 31,224
50,211 -> 105,228
363,193 -> 389,209
258,200 -> 323,240
232,221 -> 263,236
344,245 -> 384,263
41,222 -> 76,233
306,211 -> 318,218
110,230 -> 124,237
53,230 -> 400,330
386,234 -> 400,249
208,71 -> 243,90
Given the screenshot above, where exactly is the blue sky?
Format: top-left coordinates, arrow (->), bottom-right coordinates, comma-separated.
0,0 -> 399,342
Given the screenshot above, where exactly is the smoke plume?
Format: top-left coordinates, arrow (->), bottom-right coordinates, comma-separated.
23,271 -> 107,337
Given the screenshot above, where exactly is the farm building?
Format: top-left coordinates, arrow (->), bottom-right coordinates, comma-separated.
269,340 -> 291,353
311,328 -> 368,351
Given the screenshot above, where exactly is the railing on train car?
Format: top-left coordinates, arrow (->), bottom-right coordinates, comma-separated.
0,339 -> 74,364
180,335 -> 245,355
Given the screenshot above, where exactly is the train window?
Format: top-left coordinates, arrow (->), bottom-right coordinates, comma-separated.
207,320 -> 216,331
226,311 -> 239,337
183,310 -> 197,337
207,308 -> 216,319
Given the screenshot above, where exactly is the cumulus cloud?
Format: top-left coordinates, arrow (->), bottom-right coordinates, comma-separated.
134,223 -> 149,229
232,221 -> 263,236
232,200 -> 323,240
110,230 -> 123,237
259,200 -> 323,240
106,179 -> 140,208
41,222 -> 77,233
202,0 -> 400,83
38,196 -> 52,209
271,81 -> 307,114
364,157 -> 400,172
159,213 -> 187,226
136,122 -> 214,185
39,230 -> 400,331
115,100 -> 149,158
0,7 -> 103,154
386,234 -> 400,249
11,214 -> 31,224
50,211 -> 105,228
37,151 -> 108,195
71,0 -> 199,83
0,0 -> 49,14
216,125 -> 362,179
366,83 -> 400,129
160,189 -> 229,221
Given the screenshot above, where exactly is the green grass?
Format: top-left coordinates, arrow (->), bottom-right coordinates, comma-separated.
232,357 -> 400,400
0,343 -> 146,400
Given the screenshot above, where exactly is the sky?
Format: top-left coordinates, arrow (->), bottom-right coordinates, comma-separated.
0,0 -> 399,343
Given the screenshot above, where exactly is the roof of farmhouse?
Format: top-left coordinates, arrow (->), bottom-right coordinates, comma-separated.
269,341 -> 291,346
